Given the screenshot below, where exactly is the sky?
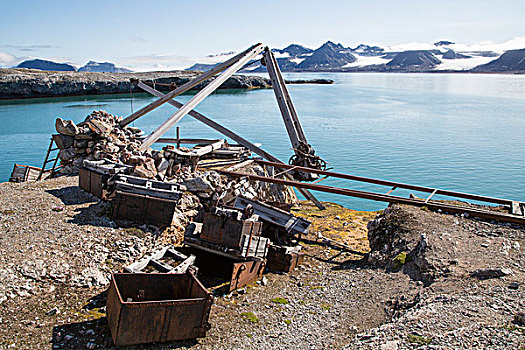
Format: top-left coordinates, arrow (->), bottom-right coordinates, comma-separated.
1,0 -> 524,71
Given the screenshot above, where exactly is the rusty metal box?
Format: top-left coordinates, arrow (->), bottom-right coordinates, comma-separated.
266,245 -> 304,273
200,212 -> 262,249
111,190 -> 179,227
107,272 -> 213,346
79,167 -> 107,199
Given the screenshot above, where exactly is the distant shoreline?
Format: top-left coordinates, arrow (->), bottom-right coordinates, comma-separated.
1,68 -> 523,100
0,69 -> 333,100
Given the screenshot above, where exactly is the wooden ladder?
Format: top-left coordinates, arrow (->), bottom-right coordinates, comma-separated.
37,137 -> 60,181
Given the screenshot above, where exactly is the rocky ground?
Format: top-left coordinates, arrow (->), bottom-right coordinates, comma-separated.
0,69 -> 333,99
0,177 -> 523,349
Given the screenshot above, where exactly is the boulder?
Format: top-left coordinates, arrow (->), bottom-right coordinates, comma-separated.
181,175 -> 214,194
55,118 -> 79,136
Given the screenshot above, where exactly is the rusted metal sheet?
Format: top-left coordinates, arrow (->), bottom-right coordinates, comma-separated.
111,191 -> 179,226
107,272 -> 213,346
83,159 -> 133,175
233,196 -> 311,237
78,167 -> 107,199
185,236 -> 269,260
200,210 -> 263,249
124,246 -> 196,274
9,164 -> 42,182
230,259 -> 266,291
181,247 -> 266,292
266,245 -> 304,273
114,174 -> 182,200
79,160 -> 132,199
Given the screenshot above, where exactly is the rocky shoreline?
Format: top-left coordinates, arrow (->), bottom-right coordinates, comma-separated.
0,69 -> 333,99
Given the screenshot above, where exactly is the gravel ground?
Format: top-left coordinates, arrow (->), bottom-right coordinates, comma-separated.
0,177 -> 524,349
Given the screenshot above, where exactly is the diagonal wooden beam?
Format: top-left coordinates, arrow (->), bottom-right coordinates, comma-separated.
139,44 -> 264,151
136,81 -> 326,210
119,43 -> 263,127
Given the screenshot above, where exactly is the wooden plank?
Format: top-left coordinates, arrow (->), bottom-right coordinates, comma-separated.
119,43 -> 263,127
135,82 -> 325,210
140,45 -> 264,151
263,50 -> 303,149
166,140 -> 225,157
425,189 -> 439,203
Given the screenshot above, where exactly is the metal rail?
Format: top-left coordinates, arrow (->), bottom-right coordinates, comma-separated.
217,169 -> 525,225
255,160 -> 514,206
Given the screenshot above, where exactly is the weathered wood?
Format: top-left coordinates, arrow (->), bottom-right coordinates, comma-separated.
165,140 -> 225,158
119,43 -> 263,127
140,45 -> 264,151
263,50 -> 305,149
135,82 -> 325,210
124,246 -> 195,274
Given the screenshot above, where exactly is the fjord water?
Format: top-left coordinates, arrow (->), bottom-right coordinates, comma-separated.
0,73 -> 524,211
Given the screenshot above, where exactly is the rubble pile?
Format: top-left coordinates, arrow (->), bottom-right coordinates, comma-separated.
55,110 -> 144,175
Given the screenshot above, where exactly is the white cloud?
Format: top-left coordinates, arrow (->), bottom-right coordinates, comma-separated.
117,52 -> 239,72
385,37 -> 525,54
449,36 -> 525,53
0,52 -> 17,67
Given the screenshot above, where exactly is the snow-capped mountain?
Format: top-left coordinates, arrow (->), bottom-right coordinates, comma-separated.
78,61 -> 132,73
187,40 -> 525,73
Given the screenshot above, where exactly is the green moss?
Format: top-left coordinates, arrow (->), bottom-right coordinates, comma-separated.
284,319 -> 292,325
407,334 -> 432,345
272,297 -> 289,305
320,303 -> 331,310
246,333 -> 253,338
309,286 -> 325,290
393,252 -> 412,270
124,227 -> 145,238
240,312 -> 259,323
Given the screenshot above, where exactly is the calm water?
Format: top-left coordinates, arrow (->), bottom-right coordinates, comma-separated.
1,73 -> 524,211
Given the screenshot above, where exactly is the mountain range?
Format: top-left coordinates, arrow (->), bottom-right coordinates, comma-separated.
187,41 -> 525,73
14,60 -> 131,73
10,41 -> 525,74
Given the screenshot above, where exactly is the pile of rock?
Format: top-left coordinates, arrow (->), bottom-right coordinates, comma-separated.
55,110 -> 144,175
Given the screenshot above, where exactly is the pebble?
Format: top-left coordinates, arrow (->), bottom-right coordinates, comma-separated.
46,307 -> 59,316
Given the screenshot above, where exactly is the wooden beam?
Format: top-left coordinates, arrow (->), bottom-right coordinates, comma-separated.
263,50 -> 304,149
139,44 -> 264,151
135,81 -> 325,210
119,43 -> 263,127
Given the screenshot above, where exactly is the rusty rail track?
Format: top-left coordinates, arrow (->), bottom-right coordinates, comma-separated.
217,166 -> 525,225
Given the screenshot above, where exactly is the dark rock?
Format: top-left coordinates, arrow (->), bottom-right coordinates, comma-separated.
434,40 -> 455,47
514,312 -> 525,326
470,268 -> 513,280
471,48 -> 525,72
386,51 -> 441,69
352,44 -> 385,56
509,282 -> 520,290
297,41 -> 357,70
16,59 -> 76,71
273,44 -> 313,57
442,49 -> 471,59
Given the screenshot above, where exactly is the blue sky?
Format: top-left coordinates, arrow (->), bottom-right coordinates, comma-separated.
1,0 -> 524,70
